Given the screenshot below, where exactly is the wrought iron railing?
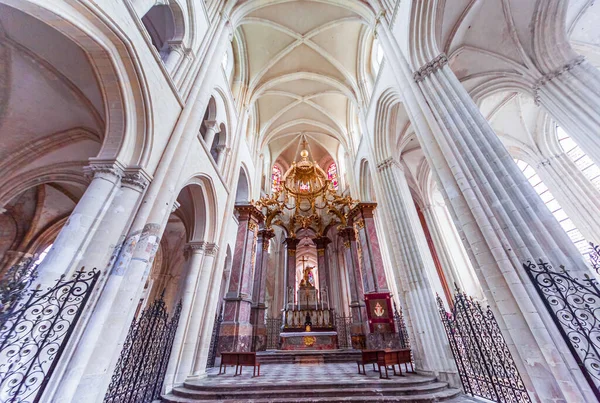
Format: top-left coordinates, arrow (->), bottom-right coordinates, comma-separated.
206,312 -> 223,368
523,259 -> 600,400
0,256 -> 39,316
266,317 -> 281,350
104,293 -> 182,403
393,301 -> 410,349
0,268 -> 100,403
437,290 -> 531,403
589,242 -> 600,275
335,314 -> 352,349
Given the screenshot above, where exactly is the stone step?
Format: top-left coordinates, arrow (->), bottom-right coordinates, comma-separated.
162,387 -> 462,403
255,349 -> 362,364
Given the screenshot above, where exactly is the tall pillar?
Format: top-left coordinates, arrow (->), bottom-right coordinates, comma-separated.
350,203 -> 389,293
313,237 -> 331,306
36,162 -> 123,285
380,30 -> 593,396
338,226 -> 367,349
535,57 -> 600,167
283,237 -> 300,309
376,158 -> 455,374
166,241 -> 206,388
251,229 -> 275,351
219,205 -> 263,353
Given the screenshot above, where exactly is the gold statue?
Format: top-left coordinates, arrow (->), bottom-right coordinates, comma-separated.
299,265 -> 315,288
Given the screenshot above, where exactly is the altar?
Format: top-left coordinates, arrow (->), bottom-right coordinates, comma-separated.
280,331 -> 338,351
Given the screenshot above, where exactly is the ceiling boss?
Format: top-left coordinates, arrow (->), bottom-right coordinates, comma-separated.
253,138 -> 359,239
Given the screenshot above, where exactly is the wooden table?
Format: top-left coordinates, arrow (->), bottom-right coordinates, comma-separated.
219,352 -> 261,377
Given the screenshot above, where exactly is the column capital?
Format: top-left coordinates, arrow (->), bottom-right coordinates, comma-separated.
184,241 -> 206,254
338,226 -> 356,246
283,237 -> 301,249
203,120 -> 219,131
204,242 -> 219,256
350,202 -> 378,220
121,168 -> 151,191
234,204 -> 265,224
413,53 -> 448,83
313,236 -> 332,250
83,160 -> 124,183
533,56 -> 585,104
377,157 -> 402,172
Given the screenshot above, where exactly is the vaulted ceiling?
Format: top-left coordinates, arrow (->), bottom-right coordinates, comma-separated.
234,1 -> 373,168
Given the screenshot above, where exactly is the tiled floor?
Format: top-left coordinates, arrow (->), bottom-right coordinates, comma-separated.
204,362 -> 432,385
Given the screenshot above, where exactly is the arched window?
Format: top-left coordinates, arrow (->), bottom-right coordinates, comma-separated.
371,38 -> 384,78
271,165 -> 282,193
327,162 -> 339,191
515,159 -> 589,255
557,126 -> 600,191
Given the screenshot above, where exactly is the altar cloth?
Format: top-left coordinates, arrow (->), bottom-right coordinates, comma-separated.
280,331 -> 338,350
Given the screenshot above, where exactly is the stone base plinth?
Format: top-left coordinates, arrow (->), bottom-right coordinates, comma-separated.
280,331 -> 338,350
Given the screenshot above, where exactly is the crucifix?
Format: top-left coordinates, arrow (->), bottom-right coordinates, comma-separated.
299,255 -> 309,271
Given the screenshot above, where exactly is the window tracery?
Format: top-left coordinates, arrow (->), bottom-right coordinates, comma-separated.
515,159 -> 589,255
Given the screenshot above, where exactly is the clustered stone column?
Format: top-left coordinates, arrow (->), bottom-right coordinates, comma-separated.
535,56 -> 600,167
312,236 -> 331,306
376,158 -> 455,374
283,237 -> 300,309
219,205 -> 264,353
409,51 -> 595,400
338,226 -> 367,349
251,228 -> 275,351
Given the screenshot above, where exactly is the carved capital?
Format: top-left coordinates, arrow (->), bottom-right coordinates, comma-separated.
122,169 -> 151,191
413,53 -> 448,83
377,157 -> 401,172
533,56 -> 585,105
84,161 -> 124,183
171,201 -> 181,213
205,243 -> 219,256
203,120 -> 219,131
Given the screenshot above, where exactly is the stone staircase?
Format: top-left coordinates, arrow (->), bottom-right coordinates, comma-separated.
162,364 -> 462,403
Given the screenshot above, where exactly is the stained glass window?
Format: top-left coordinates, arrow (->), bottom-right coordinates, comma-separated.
515,159 -> 589,255
327,162 -> 338,191
271,165 -> 282,193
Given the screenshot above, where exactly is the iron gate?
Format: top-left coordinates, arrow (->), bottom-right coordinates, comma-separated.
523,260 -> 600,400
206,312 -> 223,368
335,314 -> 352,349
393,301 -> 410,349
0,256 -> 39,316
437,291 -> 531,403
266,317 -> 281,350
0,268 -> 100,403
104,293 -> 182,403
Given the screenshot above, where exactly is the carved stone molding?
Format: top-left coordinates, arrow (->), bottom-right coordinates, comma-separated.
377,157 -> 401,172
413,54 -> 448,83
533,56 -> 585,105
184,241 -> 206,259
83,162 -> 124,183
171,201 -> 181,213
205,243 -> 219,257
121,169 -> 151,191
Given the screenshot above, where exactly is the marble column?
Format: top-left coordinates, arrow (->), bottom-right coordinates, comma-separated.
283,237 -> 300,309
313,237 -> 331,307
350,203 -> 389,293
36,161 -> 123,285
219,205 -> 263,353
251,229 -> 275,351
408,51 -> 594,399
535,57 -> 600,167
376,158 -> 455,374
338,226 -> 367,349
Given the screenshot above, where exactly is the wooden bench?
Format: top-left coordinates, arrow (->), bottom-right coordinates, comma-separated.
218,352 -> 261,377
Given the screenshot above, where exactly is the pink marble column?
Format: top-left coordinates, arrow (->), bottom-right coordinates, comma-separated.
338,226 -> 367,349
251,228 -> 275,351
351,203 -> 389,293
219,205 -> 264,353
283,237 -> 300,309
313,237 -> 331,306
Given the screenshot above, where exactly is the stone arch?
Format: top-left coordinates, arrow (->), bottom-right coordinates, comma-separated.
373,88 -> 403,162
141,0 -> 186,62
0,0 -> 152,169
178,175 -> 219,243
359,159 -> 376,202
